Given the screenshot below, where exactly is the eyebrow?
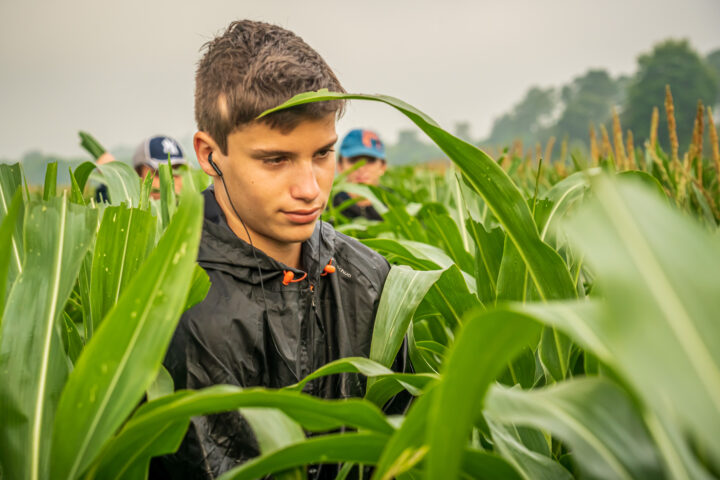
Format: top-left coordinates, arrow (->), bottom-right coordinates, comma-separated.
248,137 -> 338,159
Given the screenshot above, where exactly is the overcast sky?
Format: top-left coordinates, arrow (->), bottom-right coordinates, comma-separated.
1,0 -> 718,159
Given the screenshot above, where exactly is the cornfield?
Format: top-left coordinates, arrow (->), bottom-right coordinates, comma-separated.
0,87 -> 719,479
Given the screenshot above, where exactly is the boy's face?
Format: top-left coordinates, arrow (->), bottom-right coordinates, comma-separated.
337,155 -> 387,186
204,114 -> 337,249
137,165 -> 183,200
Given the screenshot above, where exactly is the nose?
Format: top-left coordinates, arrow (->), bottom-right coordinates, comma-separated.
290,160 -> 321,202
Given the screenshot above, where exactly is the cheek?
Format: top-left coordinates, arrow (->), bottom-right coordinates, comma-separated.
229,169 -> 279,213
316,162 -> 336,191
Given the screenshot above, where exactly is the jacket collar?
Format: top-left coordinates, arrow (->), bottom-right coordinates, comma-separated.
197,186 -> 335,285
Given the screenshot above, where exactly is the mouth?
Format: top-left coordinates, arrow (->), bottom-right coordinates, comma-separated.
282,206 -> 322,224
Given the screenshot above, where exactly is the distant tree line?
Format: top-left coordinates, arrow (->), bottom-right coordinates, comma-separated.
481,39 -> 719,155
385,39 -> 719,165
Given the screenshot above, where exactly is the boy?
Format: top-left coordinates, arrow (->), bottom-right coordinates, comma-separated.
153,20 -> 403,479
333,128 -> 388,221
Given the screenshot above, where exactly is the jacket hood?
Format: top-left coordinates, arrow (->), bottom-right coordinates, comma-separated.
197,186 -> 336,286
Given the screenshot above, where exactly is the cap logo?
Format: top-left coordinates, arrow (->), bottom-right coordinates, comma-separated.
161,138 -> 180,156
362,131 -> 382,150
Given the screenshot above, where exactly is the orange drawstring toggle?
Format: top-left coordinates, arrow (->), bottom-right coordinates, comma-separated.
321,259 -> 336,276
282,270 -> 307,286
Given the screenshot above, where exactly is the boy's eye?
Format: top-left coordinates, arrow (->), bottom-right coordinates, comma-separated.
317,149 -> 334,159
264,157 -> 287,165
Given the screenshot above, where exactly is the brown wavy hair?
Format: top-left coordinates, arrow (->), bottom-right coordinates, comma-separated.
195,20 -> 345,154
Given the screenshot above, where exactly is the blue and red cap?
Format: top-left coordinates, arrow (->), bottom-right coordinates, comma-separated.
339,129 -> 386,160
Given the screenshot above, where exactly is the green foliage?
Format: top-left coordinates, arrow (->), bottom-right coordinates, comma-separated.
0,159 -> 210,480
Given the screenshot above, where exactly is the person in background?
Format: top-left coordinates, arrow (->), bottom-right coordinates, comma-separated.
333,128 -> 387,221
95,135 -> 187,201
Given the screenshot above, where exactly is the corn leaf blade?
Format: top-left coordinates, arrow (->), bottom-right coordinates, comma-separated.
49,190 -> 203,480
0,196 -> 97,480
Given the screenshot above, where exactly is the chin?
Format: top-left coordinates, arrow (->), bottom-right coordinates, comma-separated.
280,222 -> 317,243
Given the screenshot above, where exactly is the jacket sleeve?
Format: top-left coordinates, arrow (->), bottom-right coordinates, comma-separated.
150,312 -> 260,480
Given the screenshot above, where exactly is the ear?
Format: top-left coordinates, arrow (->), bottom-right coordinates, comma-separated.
194,131 -> 222,177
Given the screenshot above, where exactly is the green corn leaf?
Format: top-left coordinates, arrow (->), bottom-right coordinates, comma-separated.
496,237 -> 528,302
68,167 -> 86,205
485,378 -> 664,480
417,204 -> 474,273
282,355 -> 435,407
534,170 -> 591,242
138,169 -> 154,211
0,164 -> 25,288
538,326 -> 573,383
49,189 -> 204,480
89,204 -> 155,331
374,387 -> 520,480
560,174 -> 720,467
91,162 -> 141,207
362,238 -> 450,271
72,161 -> 99,192
88,420 -> 190,480
368,185 -> 428,242
340,183 -> 389,215
496,229 -> 572,382
217,432 -> 386,480
77,250 -> 94,341
158,162 -> 176,229
465,220 -> 504,303
242,408 -> 306,454
413,264 -> 479,331
241,408 -> 307,480
616,169 -> 669,202
62,311 -> 84,364
487,419 -> 573,480
86,385 -> 395,479
0,188 -> 23,321
287,357 -> 394,392
78,131 -> 107,160
369,266 -> 444,369
498,346 -> 537,389
0,195 -> 97,480
364,373 -> 437,408
43,162 -> 58,200
460,448 -> 525,480
414,340 -> 447,358
424,307 -> 541,480
184,264 -> 211,312
146,366 -> 174,402
362,388 -> 434,479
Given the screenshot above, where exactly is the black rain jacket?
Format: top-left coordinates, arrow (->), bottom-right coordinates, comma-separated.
152,187 -> 397,479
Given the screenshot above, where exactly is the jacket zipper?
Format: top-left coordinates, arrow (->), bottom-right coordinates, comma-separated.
303,282 -> 316,381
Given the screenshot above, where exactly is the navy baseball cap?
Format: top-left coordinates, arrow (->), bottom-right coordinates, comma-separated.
339,129 -> 386,160
132,135 -> 187,170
